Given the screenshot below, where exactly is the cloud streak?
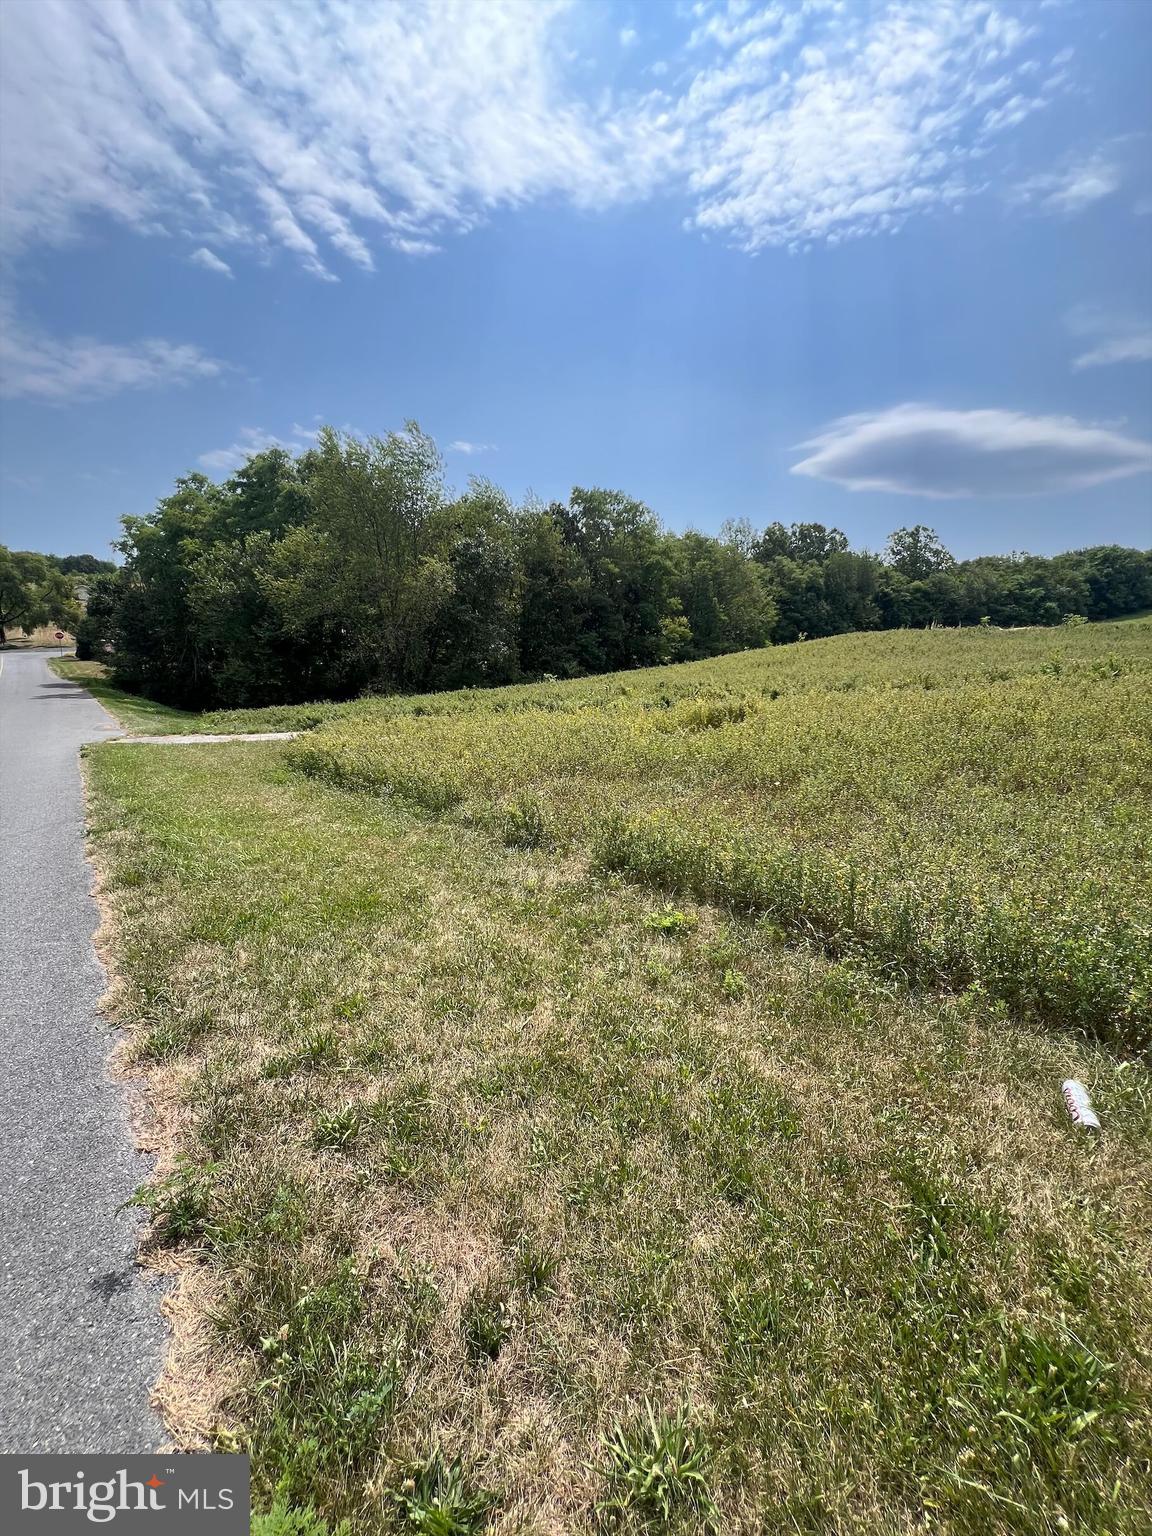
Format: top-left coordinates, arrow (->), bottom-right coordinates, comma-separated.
1073,334 -> 1152,370
679,0 -> 1062,250
198,424 -> 320,473
0,0 -> 1073,273
0,301 -> 223,402
791,405 -> 1152,498
189,246 -> 233,277
1013,152 -> 1123,216
1065,305 -> 1152,371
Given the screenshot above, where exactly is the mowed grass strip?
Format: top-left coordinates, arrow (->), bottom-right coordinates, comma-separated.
88,738 -> 1151,1534
49,657 -> 205,734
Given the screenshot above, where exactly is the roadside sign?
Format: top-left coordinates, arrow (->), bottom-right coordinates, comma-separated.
54,630 -> 65,640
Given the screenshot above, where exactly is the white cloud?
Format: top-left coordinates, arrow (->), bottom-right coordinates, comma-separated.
0,0 -> 1071,270
1073,334 -> 1152,369
189,246 -> 233,277
677,0 -> 1058,249
0,300 -> 223,402
198,424 -> 320,473
448,440 -> 497,455
689,0 -> 790,53
1013,152 -> 1122,215
1065,305 -> 1152,371
0,0 -> 668,271
620,28 -> 638,48
791,404 -> 1152,498
390,238 -> 442,258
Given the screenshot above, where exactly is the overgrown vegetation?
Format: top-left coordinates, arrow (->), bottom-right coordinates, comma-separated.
56,423 -> 1151,709
83,620 -> 1151,1533
291,620 -> 1151,1047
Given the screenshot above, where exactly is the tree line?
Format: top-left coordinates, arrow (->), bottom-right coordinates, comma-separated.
6,425 -> 1149,706
0,548 -> 115,643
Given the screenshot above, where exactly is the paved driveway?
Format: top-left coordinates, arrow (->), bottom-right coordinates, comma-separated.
0,650 -> 164,1451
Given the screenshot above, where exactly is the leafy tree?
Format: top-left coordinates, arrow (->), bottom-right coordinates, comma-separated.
111,474 -> 228,703
188,534 -> 325,705
718,517 -> 759,559
301,425 -> 450,688
885,525 -> 955,581
0,547 -> 49,642
74,572 -> 121,660
754,521 -> 848,565
563,487 -> 679,671
1078,545 -> 1152,619
821,550 -> 881,632
39,567 -> 83,632
676,532 -> 777,655
516,504 -> 590,677
220,448 -> 312,541
0,549 -> 80,640
43,423 -> 1150,711
46,553 -> 116,576
426,483 -> 520,688
658,606 -> 695,662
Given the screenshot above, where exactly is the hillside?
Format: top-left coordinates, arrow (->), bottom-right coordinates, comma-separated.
82,619 -> 1152,1534
61,613 -> 1152,734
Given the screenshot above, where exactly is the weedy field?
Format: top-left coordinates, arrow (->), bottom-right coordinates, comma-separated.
83,621 -> 1152,1535
55,615 -> 1152,734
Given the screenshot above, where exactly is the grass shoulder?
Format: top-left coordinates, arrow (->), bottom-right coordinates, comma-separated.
50,657 -> 344,735
86,726 -> 1152,1533
49,657 -> 203,733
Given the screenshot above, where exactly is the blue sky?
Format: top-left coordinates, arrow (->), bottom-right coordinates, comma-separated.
1,0 -> 1150,561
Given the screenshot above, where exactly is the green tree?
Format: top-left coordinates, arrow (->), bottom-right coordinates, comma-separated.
46,553 -> 116,576
754,521 -> 848,564
111,473 -> 227,703
301,425 -> 451,688
563,487 -> 679,670
516,504 -> 591,677
676,532 -> 777,655
74,571 -> 121,660
39,568 -> 83,632
885,525 -> 955,581
0,547 -> 49,642
426,483 -> 520,688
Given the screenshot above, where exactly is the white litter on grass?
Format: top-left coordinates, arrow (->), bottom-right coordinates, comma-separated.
1062,1079 -> 1101,1132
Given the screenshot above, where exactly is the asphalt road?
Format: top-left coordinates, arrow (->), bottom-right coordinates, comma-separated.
0,649 -> 164,1452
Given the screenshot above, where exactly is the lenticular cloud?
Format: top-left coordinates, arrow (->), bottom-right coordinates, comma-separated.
790,404 -> 1152,498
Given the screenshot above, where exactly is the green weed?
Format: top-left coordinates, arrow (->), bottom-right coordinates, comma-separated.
642,905 -> 697,935
596,1401 -> 718,1530
312,1106 -> 362,1151
124,1155 -> 219,1245
390,1451 -> 492,1534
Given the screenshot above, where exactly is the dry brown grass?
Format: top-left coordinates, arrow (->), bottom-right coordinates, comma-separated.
81,735 -> 1152,1534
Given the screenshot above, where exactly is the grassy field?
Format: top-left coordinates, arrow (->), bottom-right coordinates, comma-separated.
82,621 -> 1152,1535
54,617 -> 1152,735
